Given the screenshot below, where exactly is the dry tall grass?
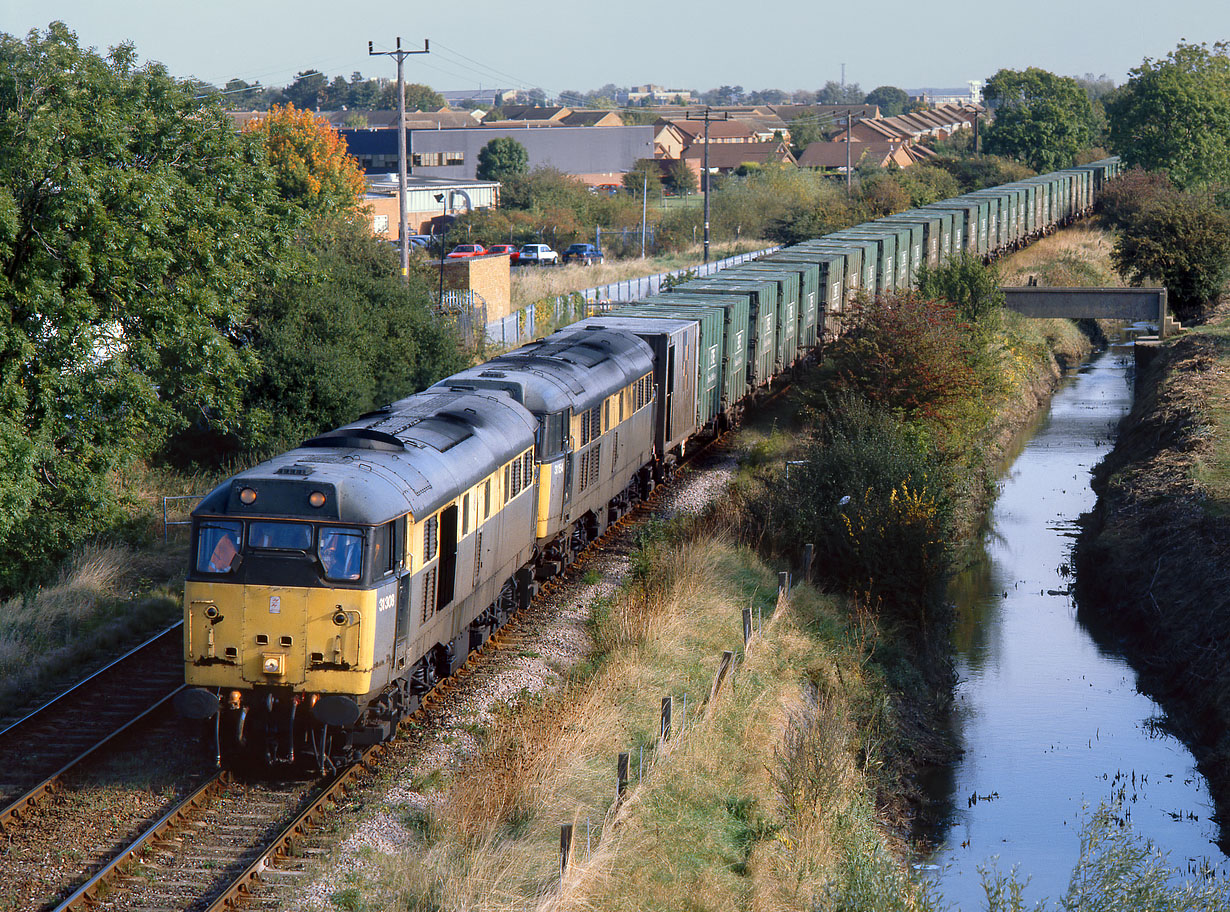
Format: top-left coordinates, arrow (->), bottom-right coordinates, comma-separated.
0,542 -> 183,713
345,525 -> 927,912
999,224 -> 1124,288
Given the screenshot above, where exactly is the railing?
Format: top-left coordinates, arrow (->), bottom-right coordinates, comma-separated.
163,495 -> 204,543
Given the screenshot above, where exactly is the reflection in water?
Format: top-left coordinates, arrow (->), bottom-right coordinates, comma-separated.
925,346 -> 1229,908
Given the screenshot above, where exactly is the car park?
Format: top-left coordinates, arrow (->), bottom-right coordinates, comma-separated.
518,243 -> 559,266
562,243 -> 605,265
446,244 -> 487,259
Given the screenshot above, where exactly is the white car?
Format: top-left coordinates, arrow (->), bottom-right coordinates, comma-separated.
518,243 -> 559,266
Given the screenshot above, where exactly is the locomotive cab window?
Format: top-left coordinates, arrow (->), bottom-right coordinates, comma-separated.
537,411 -> 567,459
319,526 -> 363,581
248,521 -> 312,552
197,521 -> 243,574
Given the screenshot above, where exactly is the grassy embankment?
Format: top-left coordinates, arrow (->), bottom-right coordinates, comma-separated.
1076,304 -> 1230,840
304,238 -> 1108,912
0,461 -> 226,720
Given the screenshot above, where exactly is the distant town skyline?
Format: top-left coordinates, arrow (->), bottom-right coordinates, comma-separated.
5,0 -> 1227,98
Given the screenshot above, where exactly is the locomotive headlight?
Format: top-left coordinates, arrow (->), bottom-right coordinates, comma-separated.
262,654 -> 285,675
204,604 -> 220,620
239,487 -> 257,505
308,491 -> 326,508
332,610 -> 348,627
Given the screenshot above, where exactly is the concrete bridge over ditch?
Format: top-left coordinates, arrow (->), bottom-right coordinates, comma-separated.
1000,286 -> 1179,338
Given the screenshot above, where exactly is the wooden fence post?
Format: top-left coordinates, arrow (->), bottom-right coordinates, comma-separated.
560,824 -> 573,877
617,752 -> 629,802
802,543 -> 814,582
742,607 -> 752,645
660,696 -> 672,742
709,650 -> 735,707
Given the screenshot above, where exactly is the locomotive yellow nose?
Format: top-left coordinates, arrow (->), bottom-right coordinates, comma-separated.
262,654 -> 286,675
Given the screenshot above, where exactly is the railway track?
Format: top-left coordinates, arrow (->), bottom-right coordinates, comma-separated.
0,624 -> 185,831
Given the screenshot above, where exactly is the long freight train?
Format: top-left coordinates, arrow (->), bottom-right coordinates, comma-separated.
175,158 -> 1122,769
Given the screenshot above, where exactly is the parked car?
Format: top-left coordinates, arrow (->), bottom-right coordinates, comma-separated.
487,243 -> 520,263
518,243 -> 559,266
445,244 -> 487,259
562,243 -> 605,265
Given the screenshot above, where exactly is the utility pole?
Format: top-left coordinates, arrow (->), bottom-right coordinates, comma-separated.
640,170 -> 648,259
685,107 -> 729,264
369,36 -> 429,284
845,112 -> 852,197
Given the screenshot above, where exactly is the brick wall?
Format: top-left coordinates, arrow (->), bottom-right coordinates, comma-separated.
440,253 -> 512,321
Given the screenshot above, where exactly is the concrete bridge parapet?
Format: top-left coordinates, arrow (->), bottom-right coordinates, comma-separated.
1000,287 -> 1178,338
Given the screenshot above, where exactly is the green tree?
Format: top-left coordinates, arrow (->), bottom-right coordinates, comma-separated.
240,221 -> 466,451
1111,191 -> 1230,322
284,69 -> 327,109
380,81 -> 445,111
917,252 -> 1005,323
817,81 -> 864,104
476,136 -> 529,182
864,85 -> 909,116
982,67 -> 1095,171
664,158 -> 697,196
0,24 -> 292,590
623,158 -> 662,197
788,113 -> 826,156
1106,42 -> 1230,189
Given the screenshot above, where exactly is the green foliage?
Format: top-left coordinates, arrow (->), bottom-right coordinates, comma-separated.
382,82 -> 445,111
664,158 -> 697,196
932,153 -> 1036,192
475,135 -> 528,182
818,80 -> 864,104
237,220 -> 467,453
982,67 -> 1096,171
1106,41 -> 1230,189
788,113 -> 826,156
622,158 -> 663,197
1111,189 -> 1230,323
916,252 -> 1005,323
777,396 -> 954,623
0,24 -> 290,591
864,86 -> 909,116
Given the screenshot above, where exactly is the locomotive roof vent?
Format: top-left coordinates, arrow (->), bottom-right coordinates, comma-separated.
479,370 -> 506,378
276,465 -> 315,477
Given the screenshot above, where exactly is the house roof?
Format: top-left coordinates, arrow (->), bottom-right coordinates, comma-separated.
682,141 -> 796,169
560,110 -> 624,127
664,118 -> 760,143
798,141 -> 906,169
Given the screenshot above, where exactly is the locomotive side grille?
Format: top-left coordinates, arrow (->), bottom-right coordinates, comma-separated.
422,567 -> 437,623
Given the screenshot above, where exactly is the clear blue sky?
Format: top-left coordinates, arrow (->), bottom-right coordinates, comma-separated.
4,0 -> 1227,96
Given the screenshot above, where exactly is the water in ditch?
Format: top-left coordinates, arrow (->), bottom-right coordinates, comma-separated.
921,343 -> 1229,908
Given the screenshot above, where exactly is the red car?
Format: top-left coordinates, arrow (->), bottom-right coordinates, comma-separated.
487,244 -> 520,263
445,244 -> 487,259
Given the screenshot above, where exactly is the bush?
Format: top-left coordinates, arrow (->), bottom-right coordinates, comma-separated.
1111,191 -> 1230,322
916,252 -> 1005,323
1097,167 -> 1175,228
812,292 -> 986,434
776,396 -> 954,625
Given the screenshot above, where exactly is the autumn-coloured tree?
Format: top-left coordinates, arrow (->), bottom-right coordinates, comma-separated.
244,103 -> 366,216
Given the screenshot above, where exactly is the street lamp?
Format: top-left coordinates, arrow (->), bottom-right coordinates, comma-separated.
434,192 -> 447,306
